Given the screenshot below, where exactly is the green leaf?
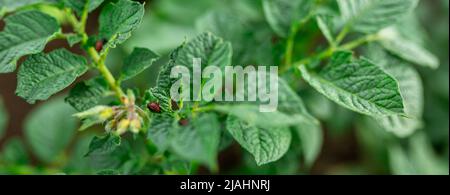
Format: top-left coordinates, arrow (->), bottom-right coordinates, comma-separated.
156,44 -> 185,92
366,45 -> 423,133
262,0 -> 313,37
65,77 -> 109,111
226,115 -> 292,165
0,97 -> 7,139
16,49 -> 88,104
389,134 -> 449,175
0,10 -> 60,73
99,0 -> 144,49
170,113 -> 221,170
409,133 -> 449,175
148,114 -> 175,151
0,0 -> 57,16
65,134 -> 95,173
0,137 -> 29,165
378,27 -> 439,69
195,10 -> 274,66
120,47 -> 160,81
85,133 -> 121,157
175,32 -> 232,70
213,104 -> 315,129
368,48 -> 424,137
299,51 -> 405,117
24,97 -> 77,163
316,15 -> 335,45
161,156 -> 192,175
66,33 -> 83,47
388,144 -> 417,175
338,0 -> 419,33
63,0 -> 104,15
155,32 -> 232,94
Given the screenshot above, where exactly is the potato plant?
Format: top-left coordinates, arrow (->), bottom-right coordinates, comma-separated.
0,0 -> 448,175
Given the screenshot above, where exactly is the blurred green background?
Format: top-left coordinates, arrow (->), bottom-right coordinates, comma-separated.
0,0 -> 448,175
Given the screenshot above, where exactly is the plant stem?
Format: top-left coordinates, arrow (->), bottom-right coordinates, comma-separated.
96,56 -> 126,101
192,104 -> 216,113
280,33 -> 380,74
280,13 -> 314,73
284,26 -> 299,68
340,34 -> 380,50
66,7 -> 127,104
335,24 -> 351,45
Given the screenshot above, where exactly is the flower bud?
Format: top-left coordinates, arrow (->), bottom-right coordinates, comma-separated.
129,118 -> 142,134
73,106 -> 113,120
116,119 -> 130,135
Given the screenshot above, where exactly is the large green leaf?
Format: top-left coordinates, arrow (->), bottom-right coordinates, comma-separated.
388,144 -> 417,175
85,133 -> 121,157
226,115 -> 292,165
299,51 -> 405,117
156,44 -> 184,92
368,48 -> 424,137
196,10 -> 247,64
154,32 -> 232,98
147,114 -> 175,150
338,0 -> 419,33
120,47 -> 160,81
262,0 -> 312,37
0,137 -> 29,165
195,10 -> 275,66
16,49 -> 88,103
99,0 -> 144,48
0,10 -> 60,73
65,77 -> 109,111
221,77 -> 321,166
378,27 -> 439,69
175,32 -> 232,70
63,0 -> 104,15
0,0 -> 57,16
170,113 -> 221,170
0,97 -> 7,139
24,97 -> 77,163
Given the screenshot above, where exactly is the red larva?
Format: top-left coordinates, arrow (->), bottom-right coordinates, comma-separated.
178,118 -> 189,126
147,102 -> 161,113
95,40 -> 104,52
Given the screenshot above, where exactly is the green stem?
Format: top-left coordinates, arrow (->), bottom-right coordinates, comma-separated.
79,0 -> 90,33
335,24 -> 351,45
280,13 -> 313,73
66,7 -> 127,104
96,56 -> 126,102
340,34 -> 380,50
284,26 -> 299,68
281,33 -> 379,74
192,104 -> 216,113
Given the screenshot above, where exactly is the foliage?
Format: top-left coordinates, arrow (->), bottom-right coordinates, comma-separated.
0,0 -> 448,175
